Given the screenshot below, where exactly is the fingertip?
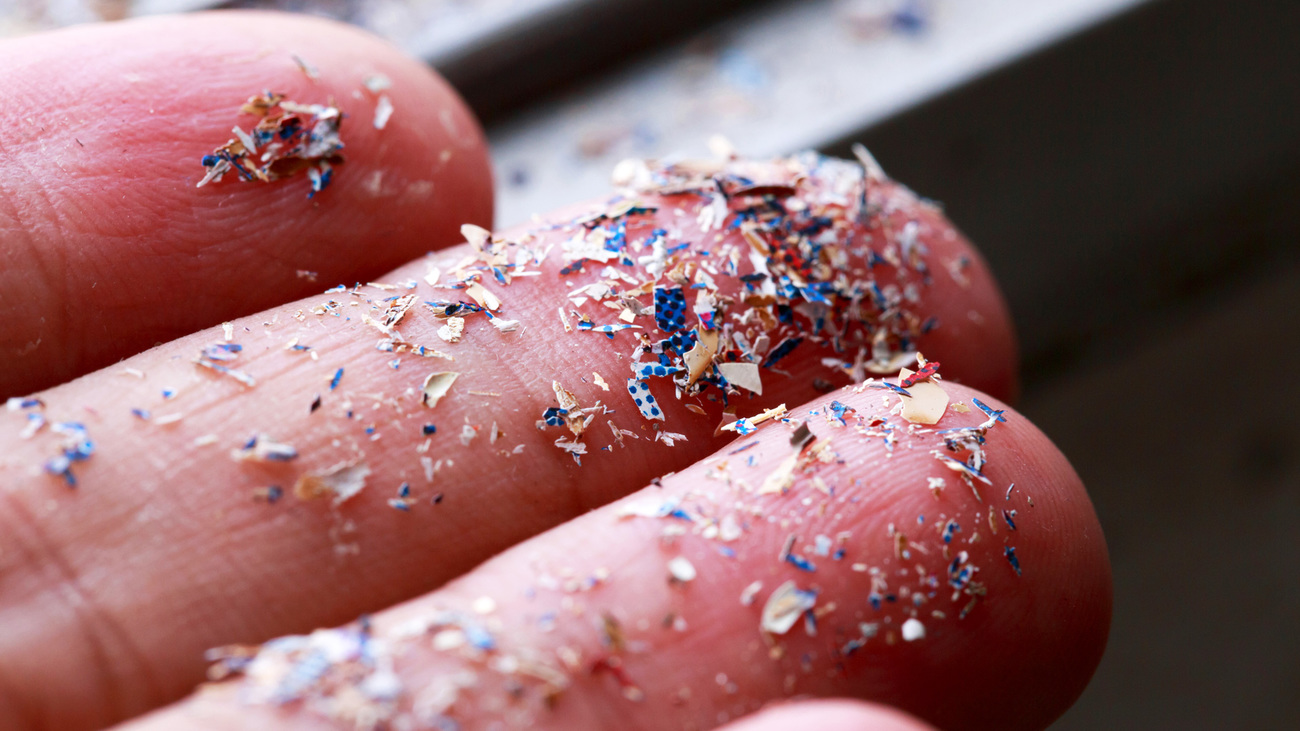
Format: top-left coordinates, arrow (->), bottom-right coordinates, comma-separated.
0,11 -> 493,395
721,699 -> 936,731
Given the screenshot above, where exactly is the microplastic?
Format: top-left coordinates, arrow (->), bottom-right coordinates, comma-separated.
421,372 -> 460,409
294,462 -> 371,504
761,580 -> 818,635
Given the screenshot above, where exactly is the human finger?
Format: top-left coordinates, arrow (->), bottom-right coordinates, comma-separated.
123,699 -> 937,731
118,382 -> 1111,731
717,699 -> 937,731
0,11 -> 493,398
0,153 -> 1014,730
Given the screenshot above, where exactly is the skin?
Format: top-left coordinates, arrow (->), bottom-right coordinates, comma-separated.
0,12 -> 1110,731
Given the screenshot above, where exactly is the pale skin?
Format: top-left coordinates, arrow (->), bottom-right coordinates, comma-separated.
0,12 -> 1111,731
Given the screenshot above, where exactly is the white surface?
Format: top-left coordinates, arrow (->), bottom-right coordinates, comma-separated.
490,0 -> 1149,228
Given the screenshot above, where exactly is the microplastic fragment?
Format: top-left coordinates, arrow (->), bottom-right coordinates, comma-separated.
972,397 -> 1007,423
197,92 -> 344,197
722,403 -> 787,433
740,581 -> 763,606
291,54 -> 319,80
1005,546 -> 1022,575
373,95 -> 393,130
897,366 -> 948,424
789,422 -> 814,449
489,315 -> 521,333
667,556 -> 697,583
421,372 -> 459,408
363,73 -> 392,93
901,617 -> 926,641
194,354 -> 256,387
459,424 -> 477,446
761,580 -> 818,635
785,553 -> 816,572
293,461 -> 371,505
464,282 -> 501,311
758,452 -> 799,495
626,379 -> 664,421
231,434 -> 299,463
899,359 -> 940,387
682,328 -> 719,386
329,368 -> 344,390
717,361 -> 762,395
437,316 -> 465,343
933,451 -> 993,485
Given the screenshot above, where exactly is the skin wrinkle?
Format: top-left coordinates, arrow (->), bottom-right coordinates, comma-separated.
0,487 -> 163,730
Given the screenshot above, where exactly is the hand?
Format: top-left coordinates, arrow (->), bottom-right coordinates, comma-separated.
0,12 -> 1111,731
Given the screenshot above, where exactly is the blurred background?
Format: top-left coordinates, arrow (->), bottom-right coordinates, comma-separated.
5,1 -> 1298,727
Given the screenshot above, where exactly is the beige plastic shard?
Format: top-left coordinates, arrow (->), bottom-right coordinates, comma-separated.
422,371 -> 460,408
897,367 -> 948,425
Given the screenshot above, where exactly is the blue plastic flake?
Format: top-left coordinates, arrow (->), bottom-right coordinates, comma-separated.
131,408 -> 151,420
1005,546 -> 1022,576
1002,509 -> 1018,531
786,553 -> 817,572
718,546 -> 737,559
948,554 -> 974,589
161,389 -> 176,399
398,482 -> 411,498
422,424 -> 437,436
203,342 -> 242,361
265,485 -> 283,503
329,367 -> 344,391
633,362 -> 681,380
559,258 -> 588,276
762,336 -> 803,368
463,623 -> 496,651
626,378 -> 664,421
871,381 -> 912,398
542,407 -> 568,427
942,519 -> 960,543
53,422 -> 94,460
934,453 -> 992,485
653,286 -> 687,332
803,609 -> 818,636
828,400 -> 853,425
43,422 -> 94,488
44,455 -> 76,487
577,322 -> 638,339
302,159 -> 330,195
972,397 -> 1007,423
